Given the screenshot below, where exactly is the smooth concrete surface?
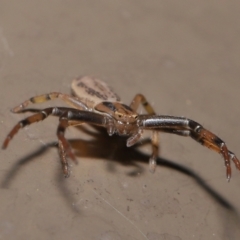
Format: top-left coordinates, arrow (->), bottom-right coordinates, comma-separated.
0,1 -> 240,239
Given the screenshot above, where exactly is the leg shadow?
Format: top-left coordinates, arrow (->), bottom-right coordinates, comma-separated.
1,125 -> 240,236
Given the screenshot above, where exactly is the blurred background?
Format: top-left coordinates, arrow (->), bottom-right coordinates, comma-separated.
0,1 -> 240,239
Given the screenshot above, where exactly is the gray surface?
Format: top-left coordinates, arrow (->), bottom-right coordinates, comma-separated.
1,1 -> 240,240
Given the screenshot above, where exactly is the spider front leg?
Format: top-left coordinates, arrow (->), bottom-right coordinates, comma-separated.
188,121 -> 240,180
130,94 -> 159,173
2,106 -> 79,177
11,92 -> 88,113
2,107 -> 69,149
138,115 -> 240,181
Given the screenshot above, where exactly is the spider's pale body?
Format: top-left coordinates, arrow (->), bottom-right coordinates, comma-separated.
2,76 -> 240,180
71,76 -> 139,137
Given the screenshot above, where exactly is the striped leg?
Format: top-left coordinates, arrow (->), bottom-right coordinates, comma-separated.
2,107 -> 65,149
139,115 -> 240,181
2,108 -> 59,149
11,92 -> 88,113
2,107 -> 85,177
163,129 -> 240,180
55,109 -> 107,177
130,94 -> 159,173
57,115 -> 78,177
3,106 -> 107,177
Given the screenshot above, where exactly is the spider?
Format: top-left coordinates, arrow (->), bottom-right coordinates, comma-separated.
2,76 -> 240,181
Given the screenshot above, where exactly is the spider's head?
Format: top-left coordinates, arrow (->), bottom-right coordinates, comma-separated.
95,101 -> 138,124
114,103 -> 138,123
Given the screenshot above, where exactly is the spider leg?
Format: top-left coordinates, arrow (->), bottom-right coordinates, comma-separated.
56,114 -> 80,177
55,109 -> 110,177
58,139 -> 69,177
3,106 -> 109,177
127,129 -> 143,147
11,92 -> 88,113
138,115 -> 240,181
2,107 -> 70,149
57,118 -> 87,177
130,94 -> 159,173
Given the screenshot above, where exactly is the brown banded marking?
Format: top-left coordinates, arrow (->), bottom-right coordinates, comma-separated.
2,108 -> 55,149
130,93 -> 156,115
12,92 -> 88,113
95,101 -> 138,123
99,102 -> 117,112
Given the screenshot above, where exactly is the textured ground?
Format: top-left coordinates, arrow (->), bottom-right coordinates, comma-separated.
0,1 -> 240,240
